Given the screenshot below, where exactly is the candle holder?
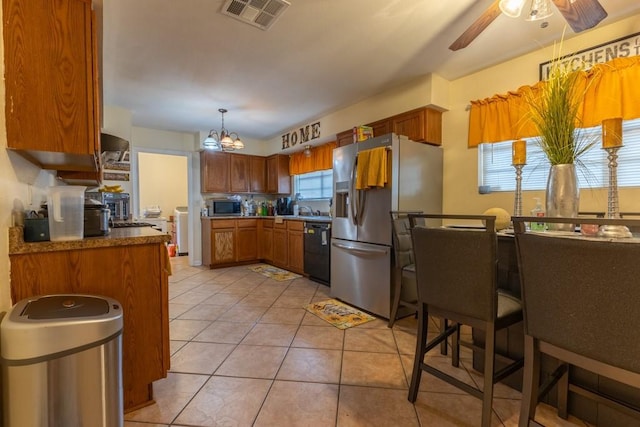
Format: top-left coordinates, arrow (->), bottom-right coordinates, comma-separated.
513,163 -> 524,217
598,146 -> 632,238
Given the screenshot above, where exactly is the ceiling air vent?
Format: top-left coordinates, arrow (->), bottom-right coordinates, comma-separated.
221,0 -> 290,31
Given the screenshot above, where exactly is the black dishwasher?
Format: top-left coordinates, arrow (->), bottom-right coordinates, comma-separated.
304,222 -> 331,285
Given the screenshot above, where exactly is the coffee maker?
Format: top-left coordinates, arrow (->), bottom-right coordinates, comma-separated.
276,197 -> 293,215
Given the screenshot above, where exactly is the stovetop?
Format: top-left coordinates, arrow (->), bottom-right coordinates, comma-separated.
111,222 -> 154,228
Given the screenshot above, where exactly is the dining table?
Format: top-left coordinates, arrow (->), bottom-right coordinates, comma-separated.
469,227 -> 640,425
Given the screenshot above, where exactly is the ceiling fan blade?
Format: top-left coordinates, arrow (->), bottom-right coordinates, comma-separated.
551,0 -> 608,33
449,0 -> 502,51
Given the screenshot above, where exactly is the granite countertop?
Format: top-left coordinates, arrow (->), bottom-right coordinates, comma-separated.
202,215 -> 332,223
9,226 -> 171,255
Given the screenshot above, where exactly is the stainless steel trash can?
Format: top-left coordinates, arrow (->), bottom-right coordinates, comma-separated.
1,294 -> 123,427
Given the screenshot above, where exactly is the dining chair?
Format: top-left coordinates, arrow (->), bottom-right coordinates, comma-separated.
513,216 -> 640,426
408,214 -> 524,427
388,211 -> 422,328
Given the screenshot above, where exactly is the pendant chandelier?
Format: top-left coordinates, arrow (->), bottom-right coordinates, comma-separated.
203,108 -> 244,151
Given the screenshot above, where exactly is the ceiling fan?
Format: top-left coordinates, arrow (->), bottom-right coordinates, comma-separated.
449,0 -> 608,51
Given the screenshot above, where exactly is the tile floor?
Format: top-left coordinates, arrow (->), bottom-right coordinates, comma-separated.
124,256 -> 592,427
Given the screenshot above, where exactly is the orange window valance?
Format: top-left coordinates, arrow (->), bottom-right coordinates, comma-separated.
468,56 -> 640,147
289,141 -> 337,175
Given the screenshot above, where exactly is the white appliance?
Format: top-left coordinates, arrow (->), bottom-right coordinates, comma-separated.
331,133 -> 443,318
174,207 -> 189,255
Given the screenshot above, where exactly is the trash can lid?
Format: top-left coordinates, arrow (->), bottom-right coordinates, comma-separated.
23,295 -> 109,320
1,294 -> 122,362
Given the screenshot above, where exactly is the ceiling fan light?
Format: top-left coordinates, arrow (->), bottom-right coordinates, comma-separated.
526,0 -> 553,21
499,0 -> 526,17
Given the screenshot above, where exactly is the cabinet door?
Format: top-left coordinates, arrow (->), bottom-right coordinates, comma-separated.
392,109 -> 425,142
250,156 -> 267,193
288,230 -> 304,274
261,227 -> 273,262
4,0 -> 100,170
236,219 -> 258,262
272,228 -> 288,268
201,151 -> 230,193
336,129 -> 354,147
212,228 -> 235,264
230,154 -> 250,193
367,119 -> 392,137
267,155 -> 291,194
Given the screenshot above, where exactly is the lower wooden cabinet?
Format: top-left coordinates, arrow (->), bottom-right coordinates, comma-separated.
9,242 -> 170,412
287,221 -> 304,274
272,222 -> 288,268
203,218 -> 306,275
202,218 -> 258,267
236,219 -> 258,261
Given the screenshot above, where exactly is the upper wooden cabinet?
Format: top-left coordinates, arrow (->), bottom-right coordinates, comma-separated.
336,106 -> 443,147
3,0 -> 100,171
230,153 -> 251,193
201,151 -> 230,193
201,152 -> 273,194
392,107 -> 442,145
336,129 -> 354,147
249,156 -> 267,193
266,154 -> 291,194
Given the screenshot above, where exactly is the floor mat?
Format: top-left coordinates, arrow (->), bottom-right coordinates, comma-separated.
305,298 -> 376,329
248,264 -> 302,281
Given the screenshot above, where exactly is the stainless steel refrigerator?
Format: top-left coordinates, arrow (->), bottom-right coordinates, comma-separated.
330,133 -> 443,318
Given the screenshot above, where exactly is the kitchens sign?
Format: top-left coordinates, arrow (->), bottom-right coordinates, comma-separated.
282,121 -> 320,150
539,32 -> 640,80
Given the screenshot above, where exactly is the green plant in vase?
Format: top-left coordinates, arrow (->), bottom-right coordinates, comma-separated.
526,44 -> 596,230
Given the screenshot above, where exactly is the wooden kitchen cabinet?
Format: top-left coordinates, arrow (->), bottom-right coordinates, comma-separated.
3,0 -> 100,172
201,151 -> 230,193
236,218 -> 258,262
336,106 -> 443,147
392,107 -> 442,145
336,129 -> 354,147
250,156 -> 267,193
230,153 -> 250,193
272,222 -> 289,268
211,220 -> 236,265
259,219 -> 274,263
368,118 -> 392,137
202,218 -> 261,267
287,221 -> 305,274
266,154 -> 291,194
9,240 -> 170,411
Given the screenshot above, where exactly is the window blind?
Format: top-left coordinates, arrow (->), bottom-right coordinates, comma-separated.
479,118 -> 640,192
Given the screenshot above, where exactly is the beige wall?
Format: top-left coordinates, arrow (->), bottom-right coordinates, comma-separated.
137,152 -> 188,218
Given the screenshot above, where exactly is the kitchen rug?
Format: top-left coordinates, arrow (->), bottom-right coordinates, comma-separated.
248,264 -> 301,281
305,298 -> 376,329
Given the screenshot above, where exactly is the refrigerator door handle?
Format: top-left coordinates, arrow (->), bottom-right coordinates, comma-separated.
350,154 -> 358,226
331,242 -> 388,256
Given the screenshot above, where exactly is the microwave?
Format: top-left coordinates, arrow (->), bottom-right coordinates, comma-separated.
208,199 -> 241,216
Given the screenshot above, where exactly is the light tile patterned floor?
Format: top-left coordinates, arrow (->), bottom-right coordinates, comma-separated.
124,256 -> 593,427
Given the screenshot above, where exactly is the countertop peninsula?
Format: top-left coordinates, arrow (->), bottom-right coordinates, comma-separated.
202,215 -> 332,223
9,226 -> 170,255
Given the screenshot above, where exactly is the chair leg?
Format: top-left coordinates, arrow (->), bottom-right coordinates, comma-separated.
388,270 -> 402,328
519,335 -> 540,427
452,323 -> 461,368
439,318 -> 448,355
408,304 -> 428,402
481,323 -> 496,427
557,364 -> 569,419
